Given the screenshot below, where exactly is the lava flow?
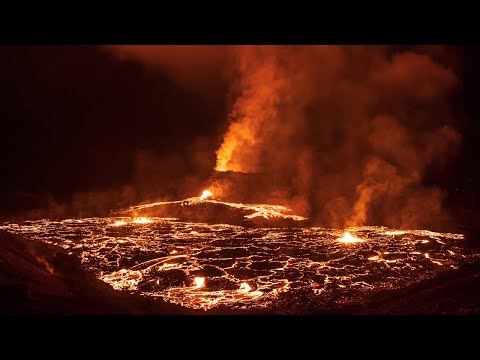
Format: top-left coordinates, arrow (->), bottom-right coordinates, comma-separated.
0,193 -> 478,312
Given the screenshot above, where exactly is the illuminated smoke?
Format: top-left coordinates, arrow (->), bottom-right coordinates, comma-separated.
215,46 -> 461,229
106,45 -> 462,230
215,46 -> 289,172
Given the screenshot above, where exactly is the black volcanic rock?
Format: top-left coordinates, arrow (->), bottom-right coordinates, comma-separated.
0,230 -> 198,314
138,268 -> 191,292
148,201 -> 254,225
119,197 -> 308,228
190,265 -> 227,278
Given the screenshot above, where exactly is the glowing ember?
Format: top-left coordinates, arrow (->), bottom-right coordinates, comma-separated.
338,231 -> 364,244
200,189 -> 213,200
194,277 -> 205,288
112,220 -> 127,227
132,217 -> 153,224
239,282 -> 252,293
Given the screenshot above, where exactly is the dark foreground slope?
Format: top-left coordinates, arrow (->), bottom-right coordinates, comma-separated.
0,230 -> 200,314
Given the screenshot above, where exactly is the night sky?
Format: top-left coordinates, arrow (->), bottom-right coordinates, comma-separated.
0,46 -> 228,216
0,45 -> 479,226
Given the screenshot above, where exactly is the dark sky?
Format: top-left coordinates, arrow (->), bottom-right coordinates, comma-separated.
0,45 -> 229,216
0,45 -> 479,223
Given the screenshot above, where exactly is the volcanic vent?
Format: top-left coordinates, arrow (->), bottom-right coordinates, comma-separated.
116,172 -> 308,228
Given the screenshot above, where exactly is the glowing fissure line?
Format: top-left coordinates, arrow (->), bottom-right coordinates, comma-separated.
118,197 -> 307,221
1,218 -> 473,310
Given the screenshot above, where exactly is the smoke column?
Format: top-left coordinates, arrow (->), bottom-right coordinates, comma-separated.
215,46 -> 461,229
107,45 -> 462,230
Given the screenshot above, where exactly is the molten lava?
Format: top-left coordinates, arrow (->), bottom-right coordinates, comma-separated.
200,189 -> 213,200
337,231 -> 364,244
194,277 -> 205,288
239,282 -> 252,293
0,217 -> 474,311
132,217 -> 153,224
1,189 -> 477,312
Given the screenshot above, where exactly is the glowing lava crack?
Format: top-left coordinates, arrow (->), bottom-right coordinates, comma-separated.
1,210 -> 477,311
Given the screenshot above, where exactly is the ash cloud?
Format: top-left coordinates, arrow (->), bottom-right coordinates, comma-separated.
106,45 -> 462,230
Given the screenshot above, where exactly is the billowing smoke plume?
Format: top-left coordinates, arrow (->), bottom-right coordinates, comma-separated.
106,45 -> 462,230
216,46 -> 461,229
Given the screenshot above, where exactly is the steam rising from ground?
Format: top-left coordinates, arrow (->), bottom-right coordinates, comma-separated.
107,46 -> 462,230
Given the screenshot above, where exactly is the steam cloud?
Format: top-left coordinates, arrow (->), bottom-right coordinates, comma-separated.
107,45 -> 462,230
